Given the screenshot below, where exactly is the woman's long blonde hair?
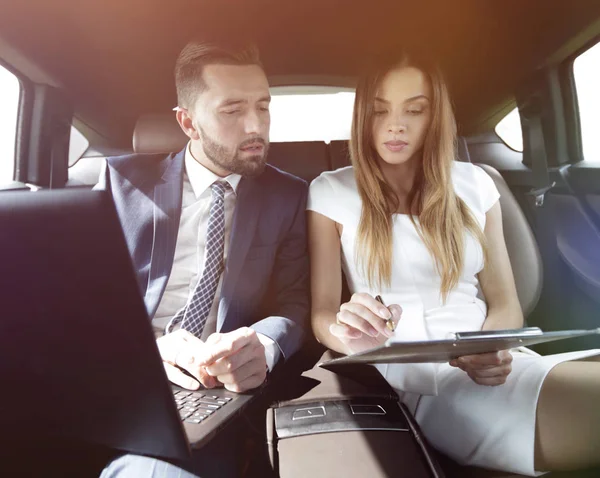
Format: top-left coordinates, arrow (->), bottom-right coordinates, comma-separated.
350,54 -> 486,300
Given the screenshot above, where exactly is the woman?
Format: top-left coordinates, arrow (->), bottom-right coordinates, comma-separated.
307,53 -> 600,476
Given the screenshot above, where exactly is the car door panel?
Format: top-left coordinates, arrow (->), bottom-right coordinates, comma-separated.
467,134 -> 600,354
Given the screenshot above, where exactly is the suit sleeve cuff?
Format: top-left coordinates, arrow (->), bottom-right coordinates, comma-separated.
257,333 -> 281,372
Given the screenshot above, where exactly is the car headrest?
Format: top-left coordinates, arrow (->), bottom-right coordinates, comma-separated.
133,114 -> 188,154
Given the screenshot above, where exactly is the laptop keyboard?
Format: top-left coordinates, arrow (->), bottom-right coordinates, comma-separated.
173,390 -> 232,424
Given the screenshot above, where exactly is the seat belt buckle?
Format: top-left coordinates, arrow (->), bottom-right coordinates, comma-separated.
526,182 -> 556,207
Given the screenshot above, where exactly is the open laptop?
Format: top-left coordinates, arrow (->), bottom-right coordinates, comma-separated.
0,188 -> 258,461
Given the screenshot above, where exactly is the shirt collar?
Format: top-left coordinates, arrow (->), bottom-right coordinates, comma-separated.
184,142 -> 242,199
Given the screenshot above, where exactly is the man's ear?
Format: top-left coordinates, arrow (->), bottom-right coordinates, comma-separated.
176,108 -> 200,141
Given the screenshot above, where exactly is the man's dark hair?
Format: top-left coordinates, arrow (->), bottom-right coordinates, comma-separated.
175,41 -> 263,109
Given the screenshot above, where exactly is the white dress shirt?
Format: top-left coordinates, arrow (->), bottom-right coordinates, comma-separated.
153,143 -> 278,371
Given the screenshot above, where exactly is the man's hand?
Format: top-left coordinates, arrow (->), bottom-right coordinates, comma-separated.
156,329 -> 219,390
157,327 -> 268,393
200,327 -> 268,393
449,350 -> 513,386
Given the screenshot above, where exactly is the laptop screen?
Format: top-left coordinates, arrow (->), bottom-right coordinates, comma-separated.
0,189 -> 190,460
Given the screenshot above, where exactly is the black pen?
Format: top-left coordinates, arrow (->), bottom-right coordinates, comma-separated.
375,295 -> 395,332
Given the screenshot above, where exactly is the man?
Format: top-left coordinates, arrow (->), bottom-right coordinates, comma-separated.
99,40 -> 309,477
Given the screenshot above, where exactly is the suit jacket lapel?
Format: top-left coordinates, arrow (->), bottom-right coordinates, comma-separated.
146,150 -> 185,318
217,176 -> 262,331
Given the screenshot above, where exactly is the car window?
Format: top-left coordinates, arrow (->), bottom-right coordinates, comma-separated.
69,125 -> 89,166
573,40 -> 600,163
495,107 -> 523,152
269,86 -> 355,143
0,63 -> 20,186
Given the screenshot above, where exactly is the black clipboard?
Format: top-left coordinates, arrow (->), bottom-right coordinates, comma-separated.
319,327 -> 600,369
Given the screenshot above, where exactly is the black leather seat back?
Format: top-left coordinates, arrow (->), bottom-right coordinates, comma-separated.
268,141 -> 330,183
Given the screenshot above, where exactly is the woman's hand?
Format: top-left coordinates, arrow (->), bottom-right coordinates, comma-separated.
329,292 -> 402,355
449,350 -> 513,386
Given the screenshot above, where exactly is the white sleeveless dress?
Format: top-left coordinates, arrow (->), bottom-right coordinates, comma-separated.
307,162 -> 600,476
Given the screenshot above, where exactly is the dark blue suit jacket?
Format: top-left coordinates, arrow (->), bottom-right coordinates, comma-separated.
97,148 -> 310,362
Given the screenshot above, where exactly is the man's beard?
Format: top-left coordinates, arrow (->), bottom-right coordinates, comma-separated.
198,126 -> 269,177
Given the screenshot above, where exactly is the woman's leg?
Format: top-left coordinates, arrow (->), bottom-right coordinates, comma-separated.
534,357 -> 600,471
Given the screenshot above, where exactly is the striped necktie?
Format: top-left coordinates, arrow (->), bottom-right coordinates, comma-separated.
166,180 -> 231,337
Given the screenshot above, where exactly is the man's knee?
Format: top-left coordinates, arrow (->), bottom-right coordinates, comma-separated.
101,454 -> 199,478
